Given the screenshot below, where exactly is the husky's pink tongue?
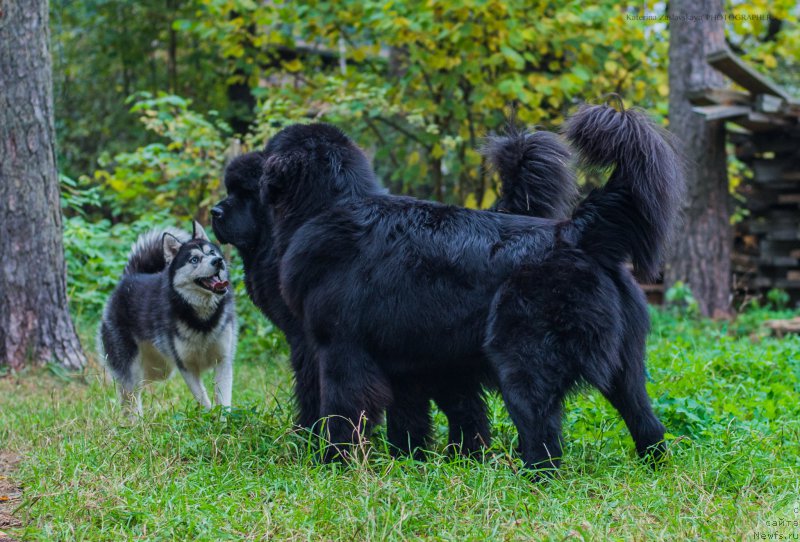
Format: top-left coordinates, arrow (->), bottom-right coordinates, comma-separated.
211,278 -> 229,292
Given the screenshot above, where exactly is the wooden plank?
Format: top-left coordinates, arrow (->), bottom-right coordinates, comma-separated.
688,88 -> 752,106
775,279 -> 800,289
777,194 -> 800,204
734,111 -> 791,132
752,158 -> 789,181
760,239 -> 800,255
755,94 -> 785,114
751,133 -> 800,154
759,256 -> 798,267
692,104 -> 750,121
753,276 -> 774,288
707,49 -> 793,100
765,317 -> 800,337
767,230 -> 800,241
782,171 -> 800,182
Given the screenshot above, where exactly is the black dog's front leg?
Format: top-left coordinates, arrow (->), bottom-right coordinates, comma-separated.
433,379 -> 491,457
287,335 -> 320,431
318,342 -> 392,462
385,378 -> 432,460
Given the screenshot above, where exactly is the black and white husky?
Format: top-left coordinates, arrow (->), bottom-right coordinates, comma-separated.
99,221 -> 236,415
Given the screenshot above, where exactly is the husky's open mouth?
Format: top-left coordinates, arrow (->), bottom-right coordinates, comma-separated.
195,274 -> 229,294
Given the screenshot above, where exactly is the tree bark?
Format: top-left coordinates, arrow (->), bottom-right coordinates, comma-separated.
0,0 -> 87,369
665,0 -> 732,318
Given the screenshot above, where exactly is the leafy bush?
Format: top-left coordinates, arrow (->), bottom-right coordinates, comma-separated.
94,93 -> 234,221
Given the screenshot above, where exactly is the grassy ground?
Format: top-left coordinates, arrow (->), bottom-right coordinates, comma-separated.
1,307 -> 799,540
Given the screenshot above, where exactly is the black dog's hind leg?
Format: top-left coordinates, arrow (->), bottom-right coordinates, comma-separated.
318,341 -> 392,462
485,257 -> 622,473
385,378 -> 432,460
599,269 -> 666,463
484,336 -> 572,472
287,333 -> 321,431
433,375 -> 491,457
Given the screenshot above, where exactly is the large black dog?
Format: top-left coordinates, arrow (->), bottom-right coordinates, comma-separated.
212,126 -> 577,455
261,104 -> 682,470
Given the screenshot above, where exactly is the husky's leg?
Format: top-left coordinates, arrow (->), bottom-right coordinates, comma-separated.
214,357 -> 233,408
117,358 -> 144,419
118,380 -> 143,418
179,369 -> 212,409
214,325 -> 236,410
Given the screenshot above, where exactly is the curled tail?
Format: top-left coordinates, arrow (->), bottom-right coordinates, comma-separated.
123,227 -> 189,275
564,104 -> 684,281
482,126 -> 578,219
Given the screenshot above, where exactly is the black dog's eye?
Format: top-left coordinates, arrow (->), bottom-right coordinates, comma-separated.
190,256 -> 200,264
209,250 -> 216,256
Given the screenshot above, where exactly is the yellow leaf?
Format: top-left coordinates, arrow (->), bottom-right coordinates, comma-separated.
657,83 -> 669,97
408,151 -> 420,166
431,143 -> 444,159
108,178 -> 126,192
283,58 -> 303,72
481,187 -> 497,208
764,54 -> 777,69
464,193 -> 478,209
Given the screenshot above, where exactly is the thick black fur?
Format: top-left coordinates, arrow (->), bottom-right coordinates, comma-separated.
213,127 -> 577,455
484,127 -> 578,217
212,152 -> 321,429
264,104 -> 682,470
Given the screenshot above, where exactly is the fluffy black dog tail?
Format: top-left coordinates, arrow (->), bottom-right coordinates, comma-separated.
564,104 -> 683,281
123,227 -> 190,275
482,126 -> 578,219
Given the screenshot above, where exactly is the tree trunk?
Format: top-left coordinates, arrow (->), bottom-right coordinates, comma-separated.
665,0 -> 732,318
0,0 -> 87,369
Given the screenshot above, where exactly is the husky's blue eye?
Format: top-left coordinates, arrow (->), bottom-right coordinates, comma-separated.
190,256 -> 200,264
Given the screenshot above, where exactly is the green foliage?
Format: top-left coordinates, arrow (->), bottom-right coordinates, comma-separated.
95,93 -> 233,221
194,0 -> 671,204
766,288 -> 791,310
728,0 -> 800,90
664,281 -> 700,317
63,214 -> 168,319
51,0 -> 230,178
54,0 -> 800,213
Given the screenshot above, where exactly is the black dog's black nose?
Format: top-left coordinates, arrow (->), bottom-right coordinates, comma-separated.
211,206 -> 224,219
211,257 -> 224,269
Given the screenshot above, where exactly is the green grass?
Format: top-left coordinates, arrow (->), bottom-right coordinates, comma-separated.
2,307 -> 799,540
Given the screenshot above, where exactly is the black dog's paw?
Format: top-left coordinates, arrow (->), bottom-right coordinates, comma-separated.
521,463 -> 562,484
638,440 -> 669,469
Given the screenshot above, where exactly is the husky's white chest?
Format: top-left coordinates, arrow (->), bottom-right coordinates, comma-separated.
172,320 -> 234,373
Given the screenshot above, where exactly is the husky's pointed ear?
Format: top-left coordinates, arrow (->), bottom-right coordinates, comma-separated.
162,233 -> 183,264
192,220 -> 210,242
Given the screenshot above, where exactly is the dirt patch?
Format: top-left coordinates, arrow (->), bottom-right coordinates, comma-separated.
0,451 -> 22,541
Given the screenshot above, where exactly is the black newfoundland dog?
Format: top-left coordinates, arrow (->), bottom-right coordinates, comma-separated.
212,126 -> 577,456
258,104 -> 682,471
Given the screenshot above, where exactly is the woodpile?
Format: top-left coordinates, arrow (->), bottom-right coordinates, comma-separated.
690,48 -> 800,303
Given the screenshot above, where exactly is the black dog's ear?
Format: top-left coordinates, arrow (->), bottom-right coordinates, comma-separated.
162,233 -> 183,264
262,150 -> 305,195
224,151 -> 264,192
